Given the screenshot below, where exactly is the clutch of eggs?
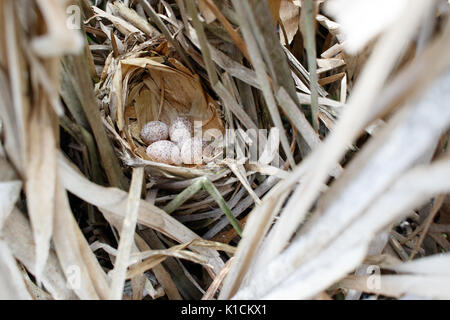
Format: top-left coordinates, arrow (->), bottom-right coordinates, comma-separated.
142,117 -> 205,165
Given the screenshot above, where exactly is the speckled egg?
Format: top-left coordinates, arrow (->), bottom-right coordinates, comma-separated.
146,140 -> 181,165
169,117 -> 193,146
140,121 -> 169,145
180,137 -> 203,165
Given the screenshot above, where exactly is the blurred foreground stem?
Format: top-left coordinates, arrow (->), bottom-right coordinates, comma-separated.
301,0 -> 320,131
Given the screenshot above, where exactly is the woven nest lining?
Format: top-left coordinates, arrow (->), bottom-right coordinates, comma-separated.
99,40 -> 226,179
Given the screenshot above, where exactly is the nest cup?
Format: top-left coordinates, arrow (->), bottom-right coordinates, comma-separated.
99,39 -> 225,179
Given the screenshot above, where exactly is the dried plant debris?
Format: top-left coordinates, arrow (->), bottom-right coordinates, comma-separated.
0,0 -> 449,300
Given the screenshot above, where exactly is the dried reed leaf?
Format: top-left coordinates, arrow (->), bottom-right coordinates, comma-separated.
126,250 -> 208,280
110,167 -> 144,299
127,239 -> 235,278
92,5 -> 145,39
0,241 -> 31,299
300,0 -> 320,130
276,87 -> 321,152
3,1 -> 29,176
60,66 -> 90,130
0,142 -> 73,299
254,0 -> 300,107
134,233 -> 183,300
0,180 -> 21,229
198,0 -> 216,24
0,69 -> 24,173
113,1 -> 160,38
32,0 -> 84,57
222,159 -> 261,205
325,0 -> 409,54
201,0 -> 251,61
388,253 -> 450,276
4,208 -> 76,299
21,267 -> 53,300
181,16 -> 261,89
202,257 -> 234,300
279,0 -> 299,44
340,267 -> 450,299
265,0 -> 282,23
245,163 -> 289,179
139,0 -> 194,71
25,99 -> 57,281
53,178 -> 110,299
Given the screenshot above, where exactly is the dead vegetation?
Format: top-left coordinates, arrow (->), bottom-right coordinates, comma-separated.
0,0 -> 449,300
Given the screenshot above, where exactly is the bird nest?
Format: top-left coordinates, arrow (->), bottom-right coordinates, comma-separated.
97,39 -> 226,180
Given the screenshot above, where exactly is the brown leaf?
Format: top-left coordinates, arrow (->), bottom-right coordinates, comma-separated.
279,0 -> 299,44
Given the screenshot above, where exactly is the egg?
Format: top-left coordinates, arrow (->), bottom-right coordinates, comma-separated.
169,116 -> 193,146
146,140 -> 181,165
180,137 -> 203,165
140,121 -> 169,145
